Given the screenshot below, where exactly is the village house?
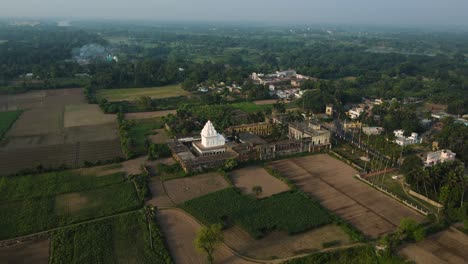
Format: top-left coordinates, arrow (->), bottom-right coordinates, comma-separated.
424,149 -> 456,167
362,127 -> 385,136
393,129 -> 422,146
347,107 -> 364,119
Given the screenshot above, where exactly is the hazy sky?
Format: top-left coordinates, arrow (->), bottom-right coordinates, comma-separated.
2,0 -> 468,26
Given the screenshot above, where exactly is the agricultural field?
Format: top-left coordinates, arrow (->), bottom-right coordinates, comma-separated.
0,88 -> 122,176
253,99 -> 278,105
0,238 -> 50,264
398,227 -> 468,264
224,224 -> 351,259
96,84 -> 189,102
127,118 -> 164,155
231,101 -> 273,113
0,170 -> 141,240
0,110 -> 22,140
124,110 -> 177,120
64,104 -> 116,127
268,154 -> 426,238
49,210 -> 172,264
182,188 -> 331,239
164,172 -> 230,204
229,166 -> 290,198
156,208 -> 255,264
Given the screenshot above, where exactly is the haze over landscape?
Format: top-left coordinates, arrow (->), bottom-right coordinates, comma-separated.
2,0 -> 468,26
0,1 -> 467,264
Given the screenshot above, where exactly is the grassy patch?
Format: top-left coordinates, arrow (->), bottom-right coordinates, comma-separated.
128,118 -> 164,156
97,84 -> 189,102
231,101 -> 272,113
0,110 -> 22,140
50,210 -> 173,264
182,188 -> 331,238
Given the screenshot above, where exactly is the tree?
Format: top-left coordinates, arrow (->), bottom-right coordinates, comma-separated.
252,185 -> 263,198
194,223 -> 224,264
224,159 -> 237,171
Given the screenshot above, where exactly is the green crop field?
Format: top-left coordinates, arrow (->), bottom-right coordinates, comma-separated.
128,118 -> 164,155
50,210 -> 173,264
0,110 -> 22,140
183,188 -> 330,238
231,101 -> 272,113
97,84 -> 189,102
0,170 -> 141,239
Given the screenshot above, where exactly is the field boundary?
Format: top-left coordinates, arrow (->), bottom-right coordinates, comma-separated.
354,174 -> 429,216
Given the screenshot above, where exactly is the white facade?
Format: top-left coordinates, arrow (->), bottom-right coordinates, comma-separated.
425,150 -> 456,166
347,107 -> 364,119
201,120 -> 225,148
393,130 -> 422,146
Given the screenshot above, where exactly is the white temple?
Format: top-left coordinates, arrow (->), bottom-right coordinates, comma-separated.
193,120 -> 226,156
201,120 -> 225,148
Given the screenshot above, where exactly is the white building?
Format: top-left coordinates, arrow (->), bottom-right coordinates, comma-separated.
363,127 -> 384,135
347,107 -> 364,119
425,149 -> 456,167
193,121 -> 226,156
393,129 -> 422,146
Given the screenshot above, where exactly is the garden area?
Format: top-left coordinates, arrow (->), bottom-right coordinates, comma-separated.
49,210 -> 173,264
182,188 -> 331,239
231,101 -> 273,113
0,170 -> 142,239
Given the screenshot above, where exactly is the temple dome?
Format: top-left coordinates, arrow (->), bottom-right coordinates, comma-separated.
201,120 -> 225,148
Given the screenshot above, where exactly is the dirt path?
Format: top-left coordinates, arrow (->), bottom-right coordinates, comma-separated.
156,209 -> 256,264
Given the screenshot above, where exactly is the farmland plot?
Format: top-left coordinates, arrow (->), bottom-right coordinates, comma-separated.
398,228 -> 468,264
0,88 -> 123,175
0,238 -> 50,264
268,154 -> 426,238
229,166 -> 289,198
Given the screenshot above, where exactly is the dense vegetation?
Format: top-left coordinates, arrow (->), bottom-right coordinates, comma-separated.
49,210 -> 173,264
402,156 -> 467,222
182,188 -> 331,238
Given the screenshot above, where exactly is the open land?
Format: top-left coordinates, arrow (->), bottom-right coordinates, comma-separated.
0,110 -> 22,140
398,227 -> 468,264
224,224 -> 351,259
125,110 -> 177,120
267,154 -> 426,238
0,238 -> 50,264
229,166 -> 289,198
164,172 -> 230,204
253,99 -> 277,105
0,88 -> 122,176
156,208 -> 255,264
96,84 -> 189,102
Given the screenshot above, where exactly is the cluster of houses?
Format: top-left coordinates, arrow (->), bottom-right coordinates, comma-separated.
251,70 -> 314,100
